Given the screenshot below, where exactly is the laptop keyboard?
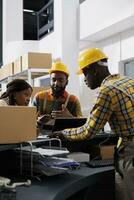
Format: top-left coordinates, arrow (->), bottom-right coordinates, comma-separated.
85,159 -> 114,168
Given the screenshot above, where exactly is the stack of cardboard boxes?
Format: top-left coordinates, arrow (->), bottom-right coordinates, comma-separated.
0,52 -> 52,80
22,52 -> 51,71
0,62 -> 14,80
0,52 -> 52,98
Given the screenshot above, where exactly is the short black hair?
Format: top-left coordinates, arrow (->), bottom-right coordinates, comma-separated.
6,79 -> 32,92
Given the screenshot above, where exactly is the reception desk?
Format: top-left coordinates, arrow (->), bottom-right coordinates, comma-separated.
16,164 -> 115,200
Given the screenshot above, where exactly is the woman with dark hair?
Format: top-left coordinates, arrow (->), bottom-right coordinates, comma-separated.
0,79 -> 33,106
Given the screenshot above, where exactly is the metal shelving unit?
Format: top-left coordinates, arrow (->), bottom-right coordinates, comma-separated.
19,138 -> 64,177
0,68 -> 50,86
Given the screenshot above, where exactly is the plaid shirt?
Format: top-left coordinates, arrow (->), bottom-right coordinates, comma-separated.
32,88 -> 82,117
63,74 -> 134,141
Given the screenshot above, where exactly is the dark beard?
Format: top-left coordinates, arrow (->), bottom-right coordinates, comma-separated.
51,86 -> 65,97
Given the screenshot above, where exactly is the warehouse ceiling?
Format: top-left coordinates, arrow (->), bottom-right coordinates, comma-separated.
23,0 -> 51,40
23,0 -> 49,12
24,0 -> 85,12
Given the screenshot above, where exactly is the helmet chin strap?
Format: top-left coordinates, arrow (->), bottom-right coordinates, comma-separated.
97,61 -> 108,67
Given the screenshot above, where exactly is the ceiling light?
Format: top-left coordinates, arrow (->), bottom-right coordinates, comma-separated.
23,9 -> 35,13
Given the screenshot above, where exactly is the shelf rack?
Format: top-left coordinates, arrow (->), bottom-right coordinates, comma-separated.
19,138 -> 63,177
0,68 -> 50,86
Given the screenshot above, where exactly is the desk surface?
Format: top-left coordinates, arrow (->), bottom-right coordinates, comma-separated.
0,132 -> 118,152
16,165 -> 115,200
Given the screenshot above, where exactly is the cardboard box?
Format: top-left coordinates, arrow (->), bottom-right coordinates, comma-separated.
14,56 -> 22,74
0,63 -> 14,80
0,68 -> 4,81
4,63 -> 14,77
22,52 -> 52,71
100,145 -> 115,160
0,106 -> 37,144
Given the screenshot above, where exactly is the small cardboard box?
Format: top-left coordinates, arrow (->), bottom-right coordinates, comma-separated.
100,145 -> 115,160
4,63 -> 14,77
22,52 -> 52,71
0,106 -> 37,144
0,63 -> 14,80
14,56 -> 22,74
0,68 -> 4,81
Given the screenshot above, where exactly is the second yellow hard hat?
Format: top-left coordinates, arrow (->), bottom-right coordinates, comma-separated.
49,61 -> 69,76
77,48 -> 108,75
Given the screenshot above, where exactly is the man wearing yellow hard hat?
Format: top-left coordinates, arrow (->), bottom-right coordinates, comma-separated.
51,48 -> 134,200
33,60 -> 82,119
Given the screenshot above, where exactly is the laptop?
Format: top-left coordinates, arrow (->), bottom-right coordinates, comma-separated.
52,117 -> 87,132
38,117 -> 87,136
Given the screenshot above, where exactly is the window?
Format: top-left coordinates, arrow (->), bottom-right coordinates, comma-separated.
23,0 -> 54,40
124,60 -> 134,77
34,74 -> 50,87
119,59 -> 134,78
40,76 -> 50,87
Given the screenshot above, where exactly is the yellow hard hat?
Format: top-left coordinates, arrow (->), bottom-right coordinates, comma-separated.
77,48 -> 108,75
49,61 -> 69,76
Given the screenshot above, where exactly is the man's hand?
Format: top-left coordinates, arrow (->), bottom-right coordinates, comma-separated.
37,114 -> 52,124
51,104 -> 73,118
49,131 -> 65,140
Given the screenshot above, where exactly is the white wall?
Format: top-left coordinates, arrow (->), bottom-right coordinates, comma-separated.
61,0 -> 80,96
99,28 -> 134,73
3,0 -> 39,64
80,0 -> 134,41
3,0 -> 23,64
6,0 -> 23,42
